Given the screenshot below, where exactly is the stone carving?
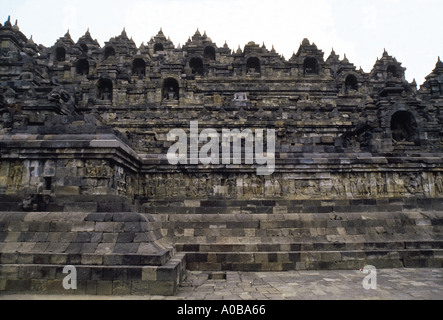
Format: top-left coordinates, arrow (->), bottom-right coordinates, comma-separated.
435,173 -> 443,195
85,160 -> 111,178
138,171 -> 443,200
232,92 -> 248,107
163,87 -> 178,101
331,175 -> 343,197
7,161 -> 23,191
376,173 -> 388,196
0,19 -> 442,207
112,166 -> 127,195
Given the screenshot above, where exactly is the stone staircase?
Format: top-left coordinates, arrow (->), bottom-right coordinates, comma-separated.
0,211 -> 186,296
143,198 -> 443,215
1,198 -> 442,296
0,195 -> 135,213
144,199 -> 443,272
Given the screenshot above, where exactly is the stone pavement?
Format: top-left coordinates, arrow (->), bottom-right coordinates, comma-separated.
1,268 -> 442,300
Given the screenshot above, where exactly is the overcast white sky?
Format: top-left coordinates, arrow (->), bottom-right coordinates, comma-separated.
1,0 -> 442,85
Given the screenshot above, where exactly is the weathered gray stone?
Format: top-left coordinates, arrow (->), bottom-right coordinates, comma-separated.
0,18 -> 443,298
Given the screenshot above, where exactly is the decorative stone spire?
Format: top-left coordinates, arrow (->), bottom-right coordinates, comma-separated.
326,48 -> 340,63
65,29 -> 72,40
78,28 -> 99,48
4,16 -> 12,27
121,27 -> 127,38
153,28 -> 167,43
432,56 -> 443,74
12,19 -> 19,31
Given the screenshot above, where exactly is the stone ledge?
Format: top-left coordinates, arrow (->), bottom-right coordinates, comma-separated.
141,198 -> 443,214
0,278 -> 174,296
177,241 -> 443,253
0,251 -> 175,267
0,253 -> 186,296
0,210 -> 186,295
183,250 -> 443,271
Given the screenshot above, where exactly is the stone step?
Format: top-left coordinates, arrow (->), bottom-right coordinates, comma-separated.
155,212 -> 443,243
0,250 -> 174,267
182,248 -> 443,271
0,211 -> 187,296
0,252 -> 186,296
155,211 -> 443,223
170,236 -> 443,247
176,240 -> 443,253
161,219 -> 440,230
141,198 -> 443,214
0,195 -> 134,212
158,210 -> 443,271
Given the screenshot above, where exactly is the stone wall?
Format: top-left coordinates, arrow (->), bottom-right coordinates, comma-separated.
0,116 -> 140,210
0,18 -> 442,209
0,211 -> 186,295
137,171 -> 443,201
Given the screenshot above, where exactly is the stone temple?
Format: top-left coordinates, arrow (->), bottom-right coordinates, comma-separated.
0,16 -> 442,296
